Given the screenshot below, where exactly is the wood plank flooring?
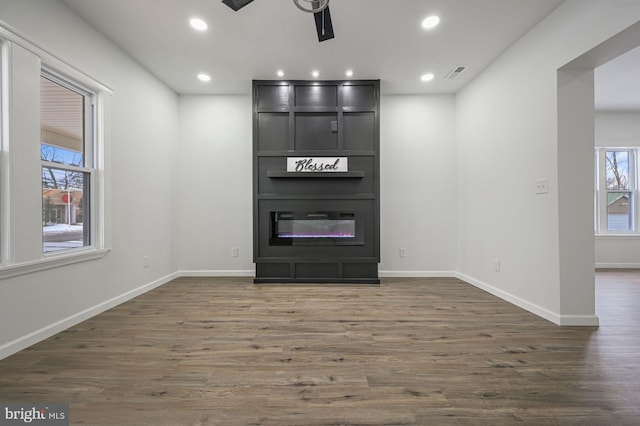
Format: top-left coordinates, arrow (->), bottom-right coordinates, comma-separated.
1,273 -> 639,425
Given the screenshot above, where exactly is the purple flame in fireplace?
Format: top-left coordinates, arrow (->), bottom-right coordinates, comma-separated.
278,219 -> 355,239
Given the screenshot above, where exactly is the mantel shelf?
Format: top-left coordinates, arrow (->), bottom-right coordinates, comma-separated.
267,171 -> 365,178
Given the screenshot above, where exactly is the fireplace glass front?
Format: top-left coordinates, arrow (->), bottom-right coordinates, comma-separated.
270,211 -> 360,245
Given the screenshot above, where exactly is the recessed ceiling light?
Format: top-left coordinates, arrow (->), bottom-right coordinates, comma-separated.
190,18 -> 208,31
345,69 -> 354,77
421,15 -> 440,30
277,70 -> 285,77
311,70 -> 320,78
420,73 -> 434,82
198,73 -> 211,82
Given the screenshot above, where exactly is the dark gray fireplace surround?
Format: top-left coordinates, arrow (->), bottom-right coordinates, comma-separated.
253,79 -> 380,284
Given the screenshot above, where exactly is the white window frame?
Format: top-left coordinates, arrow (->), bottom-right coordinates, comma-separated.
595,147 -> 640,235
0,24 -> 111,280
40,68 -> 97,254
0,39 -> 8,262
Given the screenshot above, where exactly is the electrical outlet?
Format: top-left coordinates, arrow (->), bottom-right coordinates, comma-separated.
536,178 -> 549,194
143,256 -> 150,269
494,259 -> 501,272
399,248 -> 407,258
232,247 -> 239,257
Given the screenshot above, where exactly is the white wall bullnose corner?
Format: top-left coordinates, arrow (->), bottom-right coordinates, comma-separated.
454,272 -> 599,327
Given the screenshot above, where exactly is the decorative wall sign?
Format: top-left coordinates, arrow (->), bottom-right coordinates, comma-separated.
287,157 -> 348,173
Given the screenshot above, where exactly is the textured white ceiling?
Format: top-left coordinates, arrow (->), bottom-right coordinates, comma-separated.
44,0 -> 640,122
59,0 -> 564,96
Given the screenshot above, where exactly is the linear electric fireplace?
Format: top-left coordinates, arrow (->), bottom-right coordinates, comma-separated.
253,79 -> 380,283
270,211 -> 362,245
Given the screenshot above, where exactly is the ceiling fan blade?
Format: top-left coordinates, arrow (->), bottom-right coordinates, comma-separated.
221,0 -> 254,11
313,4 -> 334,42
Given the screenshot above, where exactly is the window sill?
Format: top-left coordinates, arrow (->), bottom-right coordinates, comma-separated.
0,248 -> 110,281
595,234 -> 640,240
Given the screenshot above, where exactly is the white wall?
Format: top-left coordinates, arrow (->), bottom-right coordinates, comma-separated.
596,111 -> 640,146
595,111 -> 640,267
456,0 -> 640,325
176,96 -> 253,274
0,0 -> 179,357
379,95 -> 457,275
175,94 -> 458,276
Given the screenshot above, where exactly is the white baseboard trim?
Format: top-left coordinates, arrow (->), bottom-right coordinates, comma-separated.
379,270 -> 457,278
0,271 -> 180,361
178,269 -> 255,277
595,262 -> 640,269
454,272 -> 599,327
556,314 -> 601,326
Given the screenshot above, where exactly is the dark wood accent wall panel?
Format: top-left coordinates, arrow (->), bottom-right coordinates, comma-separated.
294,113 -> 338,150
253,80 -> 380,284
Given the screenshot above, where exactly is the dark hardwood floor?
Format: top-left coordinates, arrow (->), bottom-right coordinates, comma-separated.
0,273 -> 639,425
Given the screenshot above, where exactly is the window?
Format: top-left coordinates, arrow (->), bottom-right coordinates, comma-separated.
595,148 -> 638,234
41,73 -> 94,252
0,27 -> 110,278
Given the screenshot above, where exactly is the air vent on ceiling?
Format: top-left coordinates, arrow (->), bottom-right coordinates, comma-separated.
444,65 -> 468,80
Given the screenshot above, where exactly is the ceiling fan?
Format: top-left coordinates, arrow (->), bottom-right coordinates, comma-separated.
221,0 -> 335,42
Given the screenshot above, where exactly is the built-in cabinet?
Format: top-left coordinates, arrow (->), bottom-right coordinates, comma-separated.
253,80 -> 380,283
